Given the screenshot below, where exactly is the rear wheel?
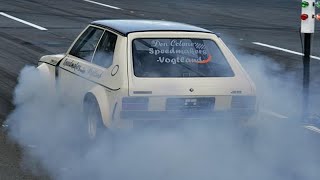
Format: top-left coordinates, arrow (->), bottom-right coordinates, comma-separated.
84,95 -> 104,141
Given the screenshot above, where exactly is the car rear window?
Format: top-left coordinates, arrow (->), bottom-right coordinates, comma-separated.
132,38 -> 234,77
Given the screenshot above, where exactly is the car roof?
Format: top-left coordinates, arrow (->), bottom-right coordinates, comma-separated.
91,19 -> 213,36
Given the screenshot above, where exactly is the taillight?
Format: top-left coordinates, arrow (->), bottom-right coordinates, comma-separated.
122,97 -> 149,111
231,96 -> 256,109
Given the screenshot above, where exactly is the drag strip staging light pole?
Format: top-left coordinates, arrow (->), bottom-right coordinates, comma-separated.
300,0 -> 317,121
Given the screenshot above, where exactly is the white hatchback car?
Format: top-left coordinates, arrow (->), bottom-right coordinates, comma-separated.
37,20 -> 257,139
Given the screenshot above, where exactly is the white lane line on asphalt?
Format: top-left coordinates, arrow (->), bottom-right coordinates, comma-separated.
252,42 -> 320,61
83,0 -> 122,10
260,109 -> 288,119
304,125 -> 320,134
0,12 -> 47,31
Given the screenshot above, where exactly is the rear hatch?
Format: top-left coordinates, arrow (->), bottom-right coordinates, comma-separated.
128,36 -> 254,96
123,34 -> 256,119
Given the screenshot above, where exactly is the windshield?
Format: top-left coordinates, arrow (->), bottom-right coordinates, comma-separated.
132,38 -> 234,77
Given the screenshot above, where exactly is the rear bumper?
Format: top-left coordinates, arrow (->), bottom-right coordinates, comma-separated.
116,109 -> 256,129
120,109 -> 256,121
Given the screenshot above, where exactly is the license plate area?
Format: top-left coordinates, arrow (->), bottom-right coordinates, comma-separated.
166,97 -> 215,111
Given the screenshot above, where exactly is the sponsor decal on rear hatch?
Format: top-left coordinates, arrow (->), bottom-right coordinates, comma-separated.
132,38 -> 234,77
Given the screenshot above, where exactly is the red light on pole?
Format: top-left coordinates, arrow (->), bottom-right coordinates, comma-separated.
301,14 -> 309,20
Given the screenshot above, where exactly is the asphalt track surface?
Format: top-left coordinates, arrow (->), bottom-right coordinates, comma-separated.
0,0 -> 320,179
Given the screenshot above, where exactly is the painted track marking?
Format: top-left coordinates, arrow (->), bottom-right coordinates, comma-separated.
260,109 -> 288,119
304,125 -> 320,134
252,42 -> 320,61
0,12 -> 47,31
83,0 -> 122,10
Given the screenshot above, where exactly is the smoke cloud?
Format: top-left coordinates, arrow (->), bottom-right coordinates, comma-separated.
4,51 -> 320,180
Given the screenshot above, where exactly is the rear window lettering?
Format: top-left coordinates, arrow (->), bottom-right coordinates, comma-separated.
132,38 -> 234,77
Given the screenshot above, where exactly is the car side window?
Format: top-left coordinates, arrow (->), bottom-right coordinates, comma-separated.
92,31 -> 117,68
69,26 -> 104,62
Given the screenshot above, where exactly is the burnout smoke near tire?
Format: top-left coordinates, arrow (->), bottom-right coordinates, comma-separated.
5,52 -> 320,180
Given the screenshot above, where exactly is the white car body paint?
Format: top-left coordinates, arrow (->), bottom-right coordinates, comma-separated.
128,32 -> 255,97
37,21 -> 257,129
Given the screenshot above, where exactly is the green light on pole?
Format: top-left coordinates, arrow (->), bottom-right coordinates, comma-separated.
302,1 -> 309,8
316,1 -> 320,8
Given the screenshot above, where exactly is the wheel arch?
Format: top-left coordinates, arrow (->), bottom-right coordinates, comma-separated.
37,54 -> 65,87
37,63 -> 56,89
84,86 -> 114,128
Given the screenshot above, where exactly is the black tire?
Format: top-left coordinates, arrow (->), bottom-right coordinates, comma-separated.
83,95 -> 116,156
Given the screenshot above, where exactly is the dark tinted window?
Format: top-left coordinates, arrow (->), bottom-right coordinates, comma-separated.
132,38 -> 234,77
92,31 -> 117,68
69,26 -> 104,61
